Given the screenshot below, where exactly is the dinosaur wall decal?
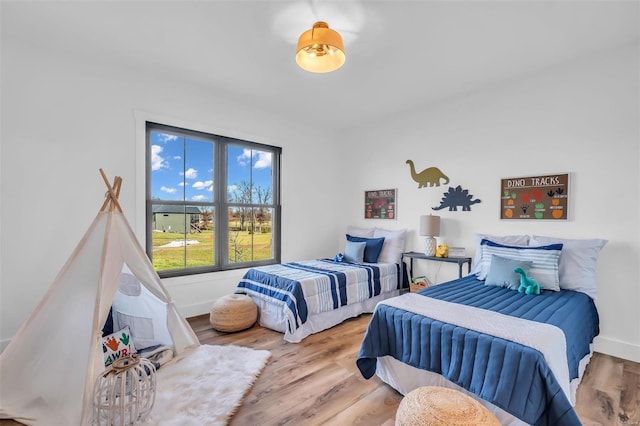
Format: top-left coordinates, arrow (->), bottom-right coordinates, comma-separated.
432,185 -> 481,211
406,160 -> 449,188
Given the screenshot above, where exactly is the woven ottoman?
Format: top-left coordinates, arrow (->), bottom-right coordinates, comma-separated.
209,294 -> 258,332
395,386 -> 501,426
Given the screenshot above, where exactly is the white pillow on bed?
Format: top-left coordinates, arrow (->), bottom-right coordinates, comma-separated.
340,226 -> 375,253
530,235 -> 607,300
346,225 -> 375,238
471,233 -> 530,274
373,228 -> 407,264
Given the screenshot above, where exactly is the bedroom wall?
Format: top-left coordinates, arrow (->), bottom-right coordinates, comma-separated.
0,40 -> 342,350
337,43 -> 640,362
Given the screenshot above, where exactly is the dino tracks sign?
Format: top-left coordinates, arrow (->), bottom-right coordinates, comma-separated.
500,173 -> 569,220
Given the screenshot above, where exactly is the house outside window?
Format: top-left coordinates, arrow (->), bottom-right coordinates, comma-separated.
146,122 -> 281,278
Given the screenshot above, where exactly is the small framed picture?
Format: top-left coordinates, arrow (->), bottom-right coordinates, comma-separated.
365,189 -> 396,219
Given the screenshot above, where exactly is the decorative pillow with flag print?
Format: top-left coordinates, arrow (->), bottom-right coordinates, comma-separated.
102,326 -> 136,367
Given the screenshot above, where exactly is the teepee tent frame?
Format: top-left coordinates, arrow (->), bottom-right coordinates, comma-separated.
0,169 -> 199,425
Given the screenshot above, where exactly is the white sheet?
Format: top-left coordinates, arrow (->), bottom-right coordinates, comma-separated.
256,289 -> 399,342
380,293 -> 571,401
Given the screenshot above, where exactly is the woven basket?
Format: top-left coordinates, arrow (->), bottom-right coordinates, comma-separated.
395,386 -> 501,426
209,294 -> 258,332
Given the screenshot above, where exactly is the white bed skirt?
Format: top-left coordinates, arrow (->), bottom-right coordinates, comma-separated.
254,289 -> 400,343
375,344 -> 594,426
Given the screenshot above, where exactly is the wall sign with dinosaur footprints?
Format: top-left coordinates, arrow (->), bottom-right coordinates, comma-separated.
365,189 -> 397,219
500,173 -> 569,220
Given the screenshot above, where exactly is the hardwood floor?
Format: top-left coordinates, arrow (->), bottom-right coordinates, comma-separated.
189,314 -> 640,426
1,314 -> 638,425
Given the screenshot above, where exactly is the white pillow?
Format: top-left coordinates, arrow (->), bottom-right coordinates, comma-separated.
112,273 -> 172,350
478,239 -> 563,291
530,235 -> 607,300
373,228 -> 407,264
102,326 -> 136,367
346,225 -> 375,238
471,234 -> 530,274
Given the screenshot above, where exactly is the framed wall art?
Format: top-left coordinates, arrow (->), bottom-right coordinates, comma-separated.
500,173 -> 569,220
365,189 -> 396,219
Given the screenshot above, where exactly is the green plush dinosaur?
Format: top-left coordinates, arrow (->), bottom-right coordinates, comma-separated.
514,267 -> 542,295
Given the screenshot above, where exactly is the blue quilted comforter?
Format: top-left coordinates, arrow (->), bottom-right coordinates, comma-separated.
356,275 -> 599,426
236,259 -> 400,334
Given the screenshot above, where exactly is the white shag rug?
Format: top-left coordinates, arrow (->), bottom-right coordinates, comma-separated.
143,344 -> 271,426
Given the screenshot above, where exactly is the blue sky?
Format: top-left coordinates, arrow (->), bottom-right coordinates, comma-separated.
150,131 -> 272,203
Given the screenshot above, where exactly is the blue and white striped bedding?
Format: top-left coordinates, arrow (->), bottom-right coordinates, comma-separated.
357,275 -> 599,426
236,259 -> 400,335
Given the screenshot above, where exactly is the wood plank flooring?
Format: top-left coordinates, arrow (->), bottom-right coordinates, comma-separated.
190,313 -> 640,426
2,313 -> 638,425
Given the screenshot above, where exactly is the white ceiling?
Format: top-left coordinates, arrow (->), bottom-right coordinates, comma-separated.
2,1 -> 638,131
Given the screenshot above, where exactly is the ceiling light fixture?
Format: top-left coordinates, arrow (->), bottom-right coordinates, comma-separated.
296,21 -> 345,73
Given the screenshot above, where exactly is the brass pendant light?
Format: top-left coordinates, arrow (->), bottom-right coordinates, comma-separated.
296,21 -> 345,73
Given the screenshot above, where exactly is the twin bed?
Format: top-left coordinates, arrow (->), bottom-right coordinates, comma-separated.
235,259 -> 402,342
235,230 -> 606,425
235,226 -> 407,342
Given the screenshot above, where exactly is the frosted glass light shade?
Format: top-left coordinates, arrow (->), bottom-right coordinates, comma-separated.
296,22 -> 345,73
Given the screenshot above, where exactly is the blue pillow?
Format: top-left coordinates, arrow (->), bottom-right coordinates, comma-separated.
346,234 -> 385,263
478,239 -> 563,291
485,255 -> 534,290
344,240 -> 366,263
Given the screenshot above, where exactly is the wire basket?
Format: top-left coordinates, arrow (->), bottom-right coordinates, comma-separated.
93,354 -> 156,426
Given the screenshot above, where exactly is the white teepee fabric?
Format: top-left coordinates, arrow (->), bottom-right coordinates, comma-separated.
0,175 -> 199,425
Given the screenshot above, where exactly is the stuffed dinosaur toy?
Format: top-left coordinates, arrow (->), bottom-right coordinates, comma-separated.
513,267 -> 542,295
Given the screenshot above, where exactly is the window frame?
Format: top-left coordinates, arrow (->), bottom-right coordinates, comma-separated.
145,121 -> 281,278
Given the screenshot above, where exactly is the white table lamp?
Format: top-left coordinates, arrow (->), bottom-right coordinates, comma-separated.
419,215 -> 440,256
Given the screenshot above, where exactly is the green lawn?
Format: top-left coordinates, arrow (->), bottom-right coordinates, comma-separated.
152,229 -> 272,271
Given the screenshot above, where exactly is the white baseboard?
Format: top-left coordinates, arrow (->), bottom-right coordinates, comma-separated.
178,300 -> 216,320
594,336 -> 640,363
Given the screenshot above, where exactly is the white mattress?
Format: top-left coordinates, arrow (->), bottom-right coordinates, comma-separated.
254,289 -> 399,342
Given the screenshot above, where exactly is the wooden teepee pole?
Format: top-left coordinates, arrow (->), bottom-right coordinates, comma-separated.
99,168 -> 123,213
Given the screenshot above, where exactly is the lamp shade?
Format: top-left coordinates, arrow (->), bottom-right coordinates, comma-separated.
419,215 -> 440,237
296,21 -> 345,73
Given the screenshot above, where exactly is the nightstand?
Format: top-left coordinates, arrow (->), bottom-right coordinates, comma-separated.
402,251 -> 472,282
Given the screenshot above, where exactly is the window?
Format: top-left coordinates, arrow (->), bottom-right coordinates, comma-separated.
146,122 -> 281,278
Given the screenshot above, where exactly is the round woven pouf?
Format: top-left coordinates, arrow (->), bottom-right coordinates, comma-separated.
395,386 -> 501,426
209,294 -> 258,332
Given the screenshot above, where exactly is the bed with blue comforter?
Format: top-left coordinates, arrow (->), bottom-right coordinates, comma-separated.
236,259 -> 401,342
356,275 -> 599,426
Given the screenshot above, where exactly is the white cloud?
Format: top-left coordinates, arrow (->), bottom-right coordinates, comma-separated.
160,186 -> 176,194
228,184 -> 238,193
254,151 -> 272,169
178,182 -> 186,187
151,145 -> 168,171
192,195 -> 207,201
192,180 -> 213,190
157,133 -> 178,143
237,149 -> 272,169
180,168 -> 198,179
173,155 -> 181,160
